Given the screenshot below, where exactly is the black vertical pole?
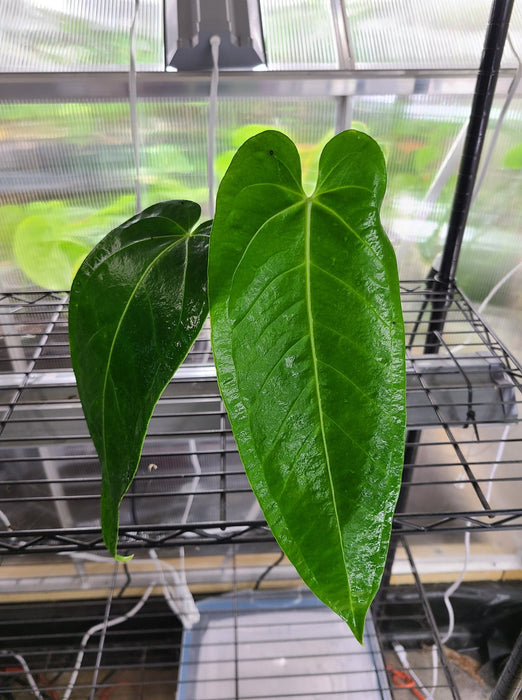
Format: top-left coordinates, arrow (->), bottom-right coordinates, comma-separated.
378,0 -> 516,605
425,0 -> 515,353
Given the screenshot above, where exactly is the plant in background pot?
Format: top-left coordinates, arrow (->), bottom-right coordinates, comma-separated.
68,128 -> 406,642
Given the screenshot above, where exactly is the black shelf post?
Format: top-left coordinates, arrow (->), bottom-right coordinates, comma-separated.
425,0 -> 515,354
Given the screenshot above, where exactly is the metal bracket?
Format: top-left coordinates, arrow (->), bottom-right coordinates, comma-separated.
165,0 -> 266,70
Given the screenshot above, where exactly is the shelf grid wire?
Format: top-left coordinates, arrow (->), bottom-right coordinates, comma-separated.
0,540 -> 460,699
0,280 -> 521,554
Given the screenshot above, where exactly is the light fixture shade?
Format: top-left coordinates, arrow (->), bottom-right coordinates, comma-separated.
165,0 -> 266,70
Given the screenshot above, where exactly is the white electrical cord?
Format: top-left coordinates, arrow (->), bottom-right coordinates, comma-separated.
129,0 -> 141,212
144,438 -> 202,627
392,643 -> 435,700
440,529 -> 471,646
486,423 -> 512,502
207,35 -> 221,217
428,529 -> 471,696
0,651 -> 44,700
0,509 -> 12,530
148,550 -> 199,629
62,581 -> 155,700
429,425 -> 509,695
0,435 -> 203,694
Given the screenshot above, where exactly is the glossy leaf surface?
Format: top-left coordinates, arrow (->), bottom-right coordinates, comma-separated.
209,130 -> 406,641
69,200 -> 210,559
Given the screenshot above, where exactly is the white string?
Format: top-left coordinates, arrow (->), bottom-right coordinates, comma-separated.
430,420 -> 512,694
148,550 -> 200,629
207,35 -> 221,217
129,0 -> 141,212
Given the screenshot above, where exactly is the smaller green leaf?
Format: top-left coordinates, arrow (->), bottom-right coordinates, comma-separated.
69,200 -> 210,559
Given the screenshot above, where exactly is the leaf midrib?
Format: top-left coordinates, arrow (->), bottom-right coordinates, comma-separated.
100,231 -> 191,472
304,197 -> 353,611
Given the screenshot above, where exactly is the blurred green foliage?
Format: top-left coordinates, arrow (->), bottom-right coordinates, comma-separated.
1,99 -> 520,300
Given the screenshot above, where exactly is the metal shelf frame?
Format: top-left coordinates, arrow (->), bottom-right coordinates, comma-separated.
0,3 -> 520,699
0,538 -> 461,700
0,279 -> 521,556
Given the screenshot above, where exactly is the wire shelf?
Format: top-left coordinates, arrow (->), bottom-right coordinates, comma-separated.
0,539 -> 461,700
0,280 -> 521,555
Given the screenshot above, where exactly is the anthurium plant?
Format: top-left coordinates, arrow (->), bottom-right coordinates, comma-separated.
69,129 -> 406,642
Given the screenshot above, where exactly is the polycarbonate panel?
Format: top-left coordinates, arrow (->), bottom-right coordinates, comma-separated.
350,91 -> 522,360
137,99 -> 212,215
345,0 -> 522,70
0,96 -> 336,291
3,1 -> 521,73
457,95 -> 522,359
0,101 -> 137,291
260,0 -> 338,69
119,96 -> 336,215
138,97 -> 336,216
351,94 -> 472,279
0,0 -> 163,72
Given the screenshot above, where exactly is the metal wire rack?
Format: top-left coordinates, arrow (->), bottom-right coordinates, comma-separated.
0,279 -> 521,555
0,538 -> 462,700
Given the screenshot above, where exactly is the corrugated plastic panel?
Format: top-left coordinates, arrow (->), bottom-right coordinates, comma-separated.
345,0 -> 522,70
0,0 -> 163,71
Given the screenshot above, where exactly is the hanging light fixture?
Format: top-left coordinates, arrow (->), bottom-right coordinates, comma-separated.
165,0 -> 266,70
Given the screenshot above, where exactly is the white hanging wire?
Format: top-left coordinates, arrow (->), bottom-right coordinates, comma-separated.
207,35 -> 221,217
88,561 -> 118,700
0,651 -> 44,700
129,0 -> 142,212
429,423 -> 510,695
476,260 -> 522,317
147,442 -> 201,630
450,259 -> 522,354
440,529 -> 471,646
485,423 -> 512,502
392,643 -> 435,700
62,580 -> 156,700
428,529 -> 471,696
0,434 -> 202,695
426,33 -> 521,274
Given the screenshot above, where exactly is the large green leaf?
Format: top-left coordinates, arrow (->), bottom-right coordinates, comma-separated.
69,200 -> 211,559
209,130 -> 406,641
